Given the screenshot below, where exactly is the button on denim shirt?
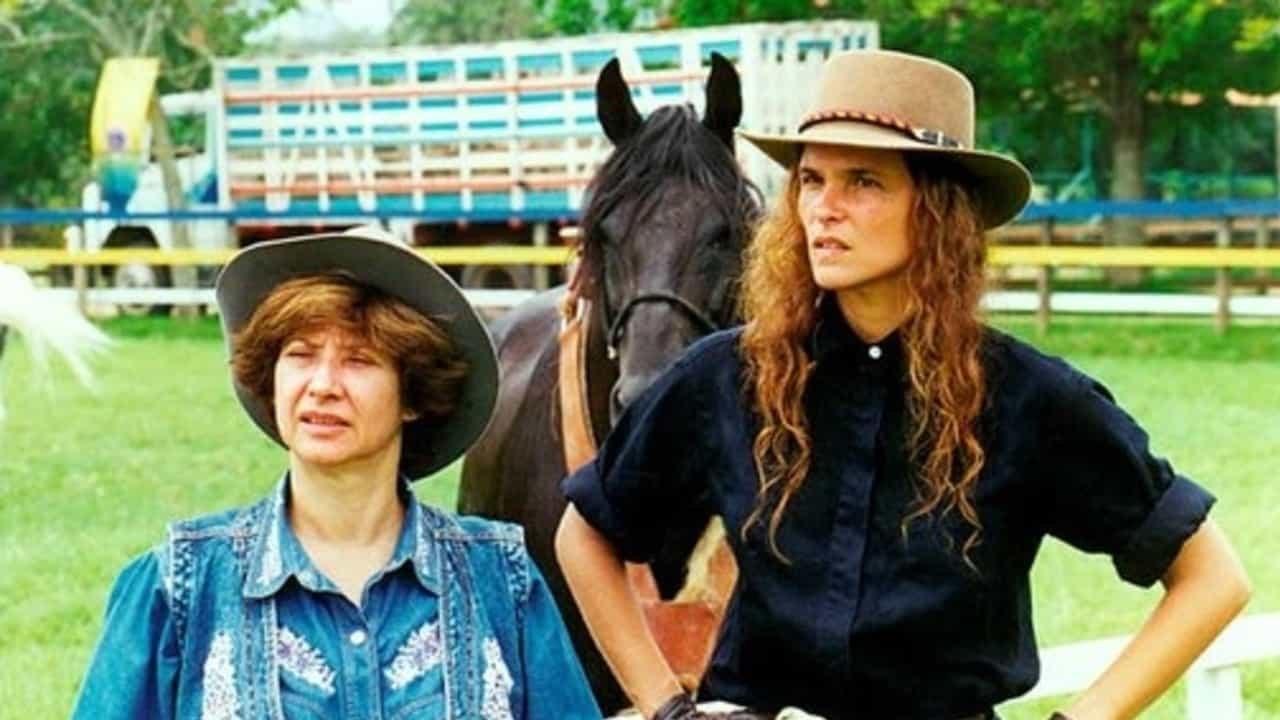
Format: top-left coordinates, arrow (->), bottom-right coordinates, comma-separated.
72,477 -> 601,720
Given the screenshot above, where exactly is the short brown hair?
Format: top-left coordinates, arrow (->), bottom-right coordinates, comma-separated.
231,273 -> 469,429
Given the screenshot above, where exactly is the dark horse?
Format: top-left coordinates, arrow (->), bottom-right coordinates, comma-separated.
459,54 -> 760,712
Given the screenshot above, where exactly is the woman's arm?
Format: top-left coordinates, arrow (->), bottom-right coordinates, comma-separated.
71,551 -> 180,720
555,504 -> 685,717
1061,518 -> 1251,720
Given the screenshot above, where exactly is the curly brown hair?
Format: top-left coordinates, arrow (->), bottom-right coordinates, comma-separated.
739,153 -> 989,564
231,274 -> 469,429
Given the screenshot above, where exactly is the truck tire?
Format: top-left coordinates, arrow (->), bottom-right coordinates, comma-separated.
109,260 -> 173,317
102,232 -> 173,317
459,263 -> 533,290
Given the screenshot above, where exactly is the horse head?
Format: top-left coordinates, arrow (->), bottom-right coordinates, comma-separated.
580,53 -> 761,422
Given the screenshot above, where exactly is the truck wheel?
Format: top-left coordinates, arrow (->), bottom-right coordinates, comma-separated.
109,261 -> 173,317
459,263 -> 532,290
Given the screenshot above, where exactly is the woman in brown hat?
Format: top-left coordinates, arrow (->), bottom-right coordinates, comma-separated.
72,227 -> 600,719
556,51 -> 1250,720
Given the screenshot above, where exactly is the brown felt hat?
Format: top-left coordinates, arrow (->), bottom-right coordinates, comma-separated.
215,226 -> 499,480
738,49 -> 1032,228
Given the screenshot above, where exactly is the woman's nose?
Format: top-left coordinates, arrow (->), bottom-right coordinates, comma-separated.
307,357 -> 340,395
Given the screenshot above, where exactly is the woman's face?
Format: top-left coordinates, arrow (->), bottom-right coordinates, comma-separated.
273,326 -> 411,473
797,144 -> 916,298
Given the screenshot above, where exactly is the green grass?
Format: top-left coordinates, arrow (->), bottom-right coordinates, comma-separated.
1,315 -> 1277,718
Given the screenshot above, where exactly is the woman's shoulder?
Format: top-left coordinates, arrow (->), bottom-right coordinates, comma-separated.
419,504 -> 540,600
427,507 -> 526,547
983,326 -> 1091,396
659,326 -> 747,388
167,501 -> 266,538
418,504 -> 529,562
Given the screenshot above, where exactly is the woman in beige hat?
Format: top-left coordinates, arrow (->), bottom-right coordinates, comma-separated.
73,227 -> 600,719
556,51 -> 1250,720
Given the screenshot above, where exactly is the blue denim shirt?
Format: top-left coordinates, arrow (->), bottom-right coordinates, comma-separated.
72,477 -> 601,720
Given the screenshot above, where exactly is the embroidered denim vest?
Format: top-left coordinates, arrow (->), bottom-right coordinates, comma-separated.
72,479 -> 600,720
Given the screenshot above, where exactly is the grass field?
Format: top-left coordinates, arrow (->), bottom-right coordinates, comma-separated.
0,314 -> 1277,719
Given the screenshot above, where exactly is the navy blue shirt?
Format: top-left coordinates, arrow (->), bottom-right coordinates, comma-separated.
563,300 -> 1214,720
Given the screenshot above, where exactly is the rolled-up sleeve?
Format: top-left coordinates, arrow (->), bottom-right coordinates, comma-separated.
562,353 -> 711,563
1040,372 -> 1215,587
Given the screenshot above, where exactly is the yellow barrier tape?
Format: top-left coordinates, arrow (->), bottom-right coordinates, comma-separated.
988,246 -> 1280,268
2,245 -> 1279,269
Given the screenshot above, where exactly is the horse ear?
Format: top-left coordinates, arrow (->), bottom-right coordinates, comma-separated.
596,58 -> 643,146
702,52 -> 742,149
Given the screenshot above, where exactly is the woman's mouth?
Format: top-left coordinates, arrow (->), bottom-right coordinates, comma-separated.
811,236 -> 851,259
300,411 -> 349,428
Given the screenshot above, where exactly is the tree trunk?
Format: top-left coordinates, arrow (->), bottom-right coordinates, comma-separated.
148,94 -> 195,292
1106,37 -> 1147,286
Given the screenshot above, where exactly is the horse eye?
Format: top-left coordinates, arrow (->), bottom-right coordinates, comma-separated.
706,227 -> 733,251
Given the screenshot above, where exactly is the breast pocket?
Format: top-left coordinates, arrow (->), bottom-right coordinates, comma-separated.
382,618 -> 447,720
276,626 -> 340,720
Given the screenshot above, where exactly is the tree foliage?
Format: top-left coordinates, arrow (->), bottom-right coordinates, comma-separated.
668,0 -> 1280,200
0,0 -> 296,210
390,0 -> 542,44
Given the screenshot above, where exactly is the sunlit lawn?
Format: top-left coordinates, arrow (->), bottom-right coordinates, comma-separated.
0,315 -> 1276,719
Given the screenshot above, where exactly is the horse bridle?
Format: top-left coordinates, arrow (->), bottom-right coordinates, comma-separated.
604,291 -> 721,360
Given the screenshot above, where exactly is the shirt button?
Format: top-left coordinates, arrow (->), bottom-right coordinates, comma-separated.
349,629 -> 368,647
868,345 -> 882,360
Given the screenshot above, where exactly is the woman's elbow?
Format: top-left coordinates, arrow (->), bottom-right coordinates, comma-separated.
1223,563 -> 1252,614
554,505 -> 579,569
555,503 -> 597,572
1168,519 -> 1252,615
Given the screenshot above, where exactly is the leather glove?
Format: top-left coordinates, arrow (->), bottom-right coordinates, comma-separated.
650,693 -> 704,720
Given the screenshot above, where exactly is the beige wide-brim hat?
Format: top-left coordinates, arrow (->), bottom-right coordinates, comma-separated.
738,49 -> 1032,229
215,226 -> 499,480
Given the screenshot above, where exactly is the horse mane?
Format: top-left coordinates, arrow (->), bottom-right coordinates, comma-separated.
576,104 -> 761,303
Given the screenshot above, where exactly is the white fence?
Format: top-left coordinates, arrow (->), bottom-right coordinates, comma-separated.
33,287 -> 1280,318
1013,611 -> 1280,719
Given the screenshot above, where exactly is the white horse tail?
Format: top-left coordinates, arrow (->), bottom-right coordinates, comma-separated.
0,263 -> 113,392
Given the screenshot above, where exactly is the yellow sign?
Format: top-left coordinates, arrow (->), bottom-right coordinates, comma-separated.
89,58 -> 160,156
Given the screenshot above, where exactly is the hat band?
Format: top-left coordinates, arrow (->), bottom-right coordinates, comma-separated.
798,110 -> 964,149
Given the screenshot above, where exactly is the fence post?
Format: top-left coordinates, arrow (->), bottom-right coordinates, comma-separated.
1257,215 -> 1271,294
65,225 -> 89,317
1215,217 -> 1232,335
1186,666 -> 1243,720
1036,217 -> 1054,334
532,222 -> 550,291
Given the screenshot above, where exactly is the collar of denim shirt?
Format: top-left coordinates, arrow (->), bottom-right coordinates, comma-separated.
242,473 -> 443,599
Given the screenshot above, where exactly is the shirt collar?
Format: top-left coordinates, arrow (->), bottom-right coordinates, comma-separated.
242,474 -> 443,599
808,293 -> 904,370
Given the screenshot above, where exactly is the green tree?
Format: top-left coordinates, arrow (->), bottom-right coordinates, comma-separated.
390,0 -> 541,44
880,0 -> 1280,208
0,0 -> 295,219
0,8 -> 94,214
669,0 -> 1280,207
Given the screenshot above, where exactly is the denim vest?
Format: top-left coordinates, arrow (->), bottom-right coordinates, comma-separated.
72,478 -> 601,720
